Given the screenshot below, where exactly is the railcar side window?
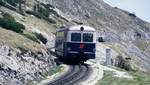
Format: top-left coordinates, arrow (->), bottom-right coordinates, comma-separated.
71,33 -> 81,42
83,33 -> 93,42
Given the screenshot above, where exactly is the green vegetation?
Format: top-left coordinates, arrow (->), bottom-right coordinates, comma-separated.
26,10 -> 56,24
108,66 -> 127,72
0,14 -> 25,33
0,27 -> 43,52
6,0 -> 17,7
49,9 -> 59,16
22,32 -> 48,44
47,65 -> 63,76
115,55 -> 132,71
5,0 -> 24,7
0,0 -> 6,6
40,3 -> 58,16
97,70 -> 150,85
0,0 -> 16,11
33,33 -> 47,44
26,3 -> 57,24
38,7 -> 50,18
0,13 -> 47,44
0,0 -> 24,14
22,33 -> 40,44
37,7 -> 56,24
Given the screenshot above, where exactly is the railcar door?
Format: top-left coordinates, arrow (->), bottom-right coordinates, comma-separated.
55,31 -> 65,56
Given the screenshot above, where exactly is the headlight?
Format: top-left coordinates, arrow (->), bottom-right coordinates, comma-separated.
93,48 -> 96,52
67,47 -> 71,51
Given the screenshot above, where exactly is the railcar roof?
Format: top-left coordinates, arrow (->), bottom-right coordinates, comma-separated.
57,25 -> 96,32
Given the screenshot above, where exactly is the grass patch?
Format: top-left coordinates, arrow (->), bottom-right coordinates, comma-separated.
97,70 -> 150,85
26,10 -> 56,24
108,66 -> 126,72
0,27 -> 44,52
22,33 -> 40,44
33,33 -> 47,44
22,32 -> 47,44
0,13 -> 25,33
47,65 -> 63,76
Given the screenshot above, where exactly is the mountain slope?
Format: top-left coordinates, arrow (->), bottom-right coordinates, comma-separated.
39,0 -> 150,72
0,0 -> 150,84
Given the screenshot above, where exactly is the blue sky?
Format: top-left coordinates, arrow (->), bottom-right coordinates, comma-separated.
103,0 -> 150,22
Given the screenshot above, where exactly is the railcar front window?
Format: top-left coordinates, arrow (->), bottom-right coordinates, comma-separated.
83,33 -> 93,42
71,33 -> 81,42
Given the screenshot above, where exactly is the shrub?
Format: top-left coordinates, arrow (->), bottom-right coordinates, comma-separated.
38,7 -> 57,24
26,3 -> 57,24
26,10 -> 56,24
1,0 -> 24,15
38,7 -> 49,18
0,14 -> 25,33
0,0 -> 6,6
6,0 -> 17,7
5,0 -> 24,7
33,33 -> 47,44
115,55 -> 132,71
43,17 -> 56,24
48,8 -> 59,16
26,11 -> 42,18
22,33 -> 40,43
129,13 -> 136,17
0,0 -> 16,11
40,3 -> 57,16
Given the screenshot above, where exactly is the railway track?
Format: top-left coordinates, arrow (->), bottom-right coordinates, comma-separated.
48,64 -> 91,85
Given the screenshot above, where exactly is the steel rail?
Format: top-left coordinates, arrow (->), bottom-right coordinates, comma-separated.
48,64 -> 91,85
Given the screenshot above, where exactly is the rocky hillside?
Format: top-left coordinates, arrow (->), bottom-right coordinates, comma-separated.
0,0 -> 150,84
0,0 -> 57,84
38,0 -> 150,72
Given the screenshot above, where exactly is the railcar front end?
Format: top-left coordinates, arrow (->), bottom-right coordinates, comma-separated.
55,25 -> 96,62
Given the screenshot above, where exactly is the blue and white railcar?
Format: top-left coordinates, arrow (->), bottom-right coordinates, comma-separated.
55,25 -> 96,61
